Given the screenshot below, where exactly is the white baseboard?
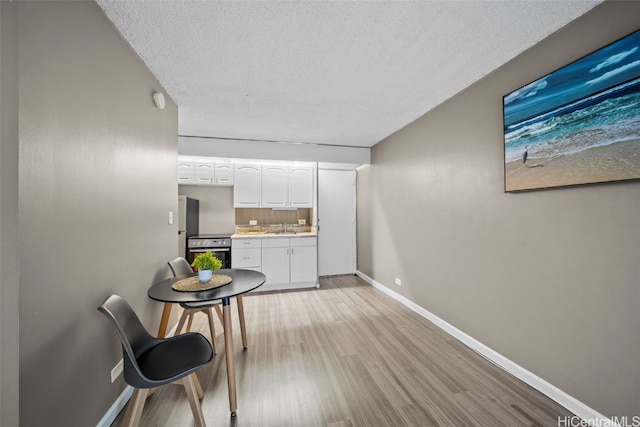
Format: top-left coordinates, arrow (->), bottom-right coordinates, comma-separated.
96,385 -> 133,427
355,270 -> 615,426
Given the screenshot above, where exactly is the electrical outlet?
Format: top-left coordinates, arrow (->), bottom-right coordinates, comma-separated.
298,219 -> 306,225
111,359 -> 123,383
395,277 -> 402,286
249,220 -> 257,226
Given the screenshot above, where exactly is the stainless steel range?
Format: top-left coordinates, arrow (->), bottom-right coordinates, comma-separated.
187,234 -> 232,268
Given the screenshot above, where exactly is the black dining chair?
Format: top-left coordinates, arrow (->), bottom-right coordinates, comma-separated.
168,257 -> 223,353
98,294 -> 213,427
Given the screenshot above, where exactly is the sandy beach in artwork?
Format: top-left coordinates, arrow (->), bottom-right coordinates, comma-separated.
505,139 -> 640,192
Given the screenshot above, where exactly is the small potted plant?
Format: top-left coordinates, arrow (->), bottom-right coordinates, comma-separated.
191,251 -> 223,282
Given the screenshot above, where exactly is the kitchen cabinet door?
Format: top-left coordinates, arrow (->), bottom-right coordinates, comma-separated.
214,162 -> 234,185
194,160 -> 215,185
178,159 -> 195,184
262,246 -> 290,285
262,166 -> 289,207
234,164 -> 262,207
289,166 -> 314,207
290,244 -> 317,283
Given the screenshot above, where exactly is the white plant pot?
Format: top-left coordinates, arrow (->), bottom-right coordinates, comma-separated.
198,269 -> 213,282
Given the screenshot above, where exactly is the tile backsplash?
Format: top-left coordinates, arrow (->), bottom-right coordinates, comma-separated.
236,208 -> 312,226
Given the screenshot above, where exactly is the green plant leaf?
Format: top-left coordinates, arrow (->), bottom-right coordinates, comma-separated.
190,251 -> 222,272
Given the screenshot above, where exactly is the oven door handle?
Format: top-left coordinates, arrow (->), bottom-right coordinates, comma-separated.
188,248 -> 230,253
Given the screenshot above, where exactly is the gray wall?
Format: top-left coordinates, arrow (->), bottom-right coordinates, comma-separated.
357,1 -> 639,419
178,185 -> 236,234
13,2 -> 178,425
1,1 -> 20,425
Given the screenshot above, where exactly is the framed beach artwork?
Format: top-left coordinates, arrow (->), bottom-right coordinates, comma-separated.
503,29 -> 640,192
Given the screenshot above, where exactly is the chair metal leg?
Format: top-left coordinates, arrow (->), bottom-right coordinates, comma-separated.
182,374 -> 207,427
122,388 -> 149,427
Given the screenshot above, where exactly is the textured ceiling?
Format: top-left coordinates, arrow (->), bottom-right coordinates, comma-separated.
97,0 -> 602,148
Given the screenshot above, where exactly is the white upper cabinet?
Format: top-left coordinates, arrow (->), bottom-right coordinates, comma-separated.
261,165 -> 313,208
261,166 -> 289,207
234,164 -> 262,207
178,156 -> 315,208
289,166 -> 314,208
235,164 -> 314,208
178,156 -> 235,186
178,158 -> 195,184
194,160 -> 215,184
214,162 -> 234,185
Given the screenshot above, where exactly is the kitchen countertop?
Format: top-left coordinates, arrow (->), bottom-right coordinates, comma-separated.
231,227 -> 317,239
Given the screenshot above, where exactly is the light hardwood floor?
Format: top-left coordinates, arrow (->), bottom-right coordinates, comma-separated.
115,275 -> 574,426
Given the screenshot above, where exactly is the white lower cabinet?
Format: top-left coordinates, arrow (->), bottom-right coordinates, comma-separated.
290,243 -> 317,283
233,236 -> 317,291
232,239 -> 261,271
262,237 -> 317,290
261,238 -> 290,286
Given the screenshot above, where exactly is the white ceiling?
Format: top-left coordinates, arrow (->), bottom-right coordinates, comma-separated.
97,0 -> 602,148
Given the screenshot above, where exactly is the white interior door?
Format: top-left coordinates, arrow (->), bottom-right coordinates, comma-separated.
318,169 -> 356,276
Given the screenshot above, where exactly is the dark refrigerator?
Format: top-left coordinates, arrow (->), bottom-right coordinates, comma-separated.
178,196 -> 199,259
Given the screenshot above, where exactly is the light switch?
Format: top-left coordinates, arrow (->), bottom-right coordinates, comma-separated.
168,211 -> 174,225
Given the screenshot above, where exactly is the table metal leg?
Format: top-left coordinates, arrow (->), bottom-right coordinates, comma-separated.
222,297 -> 237,417
236,296 -> 248,348
157,302 -> 173,338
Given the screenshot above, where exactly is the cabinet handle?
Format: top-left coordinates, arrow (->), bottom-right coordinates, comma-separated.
243,257 -> 250,260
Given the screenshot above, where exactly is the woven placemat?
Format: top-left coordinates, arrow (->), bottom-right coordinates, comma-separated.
172,274 -> 232,292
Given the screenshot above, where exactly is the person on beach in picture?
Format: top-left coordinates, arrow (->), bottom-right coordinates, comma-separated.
521,146 -> 545,168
